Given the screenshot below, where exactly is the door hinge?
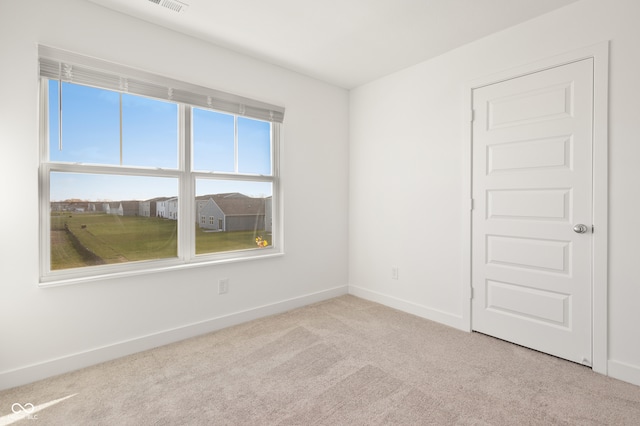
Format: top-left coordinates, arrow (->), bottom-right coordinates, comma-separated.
470,109 -> 475,122
470,198 -> 474,210
592,225 -> 595,233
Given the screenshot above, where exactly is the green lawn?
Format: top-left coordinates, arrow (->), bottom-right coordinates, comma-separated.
50,229 -> 90,270
51,212 -> 270,270
196,228 -> 271,254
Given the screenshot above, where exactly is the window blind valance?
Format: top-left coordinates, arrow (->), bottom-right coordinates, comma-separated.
38,45 -> 285,123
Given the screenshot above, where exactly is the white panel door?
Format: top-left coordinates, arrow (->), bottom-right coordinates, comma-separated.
471,59 -> 593,365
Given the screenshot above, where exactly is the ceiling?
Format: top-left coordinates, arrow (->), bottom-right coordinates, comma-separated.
87,0 -> 580,89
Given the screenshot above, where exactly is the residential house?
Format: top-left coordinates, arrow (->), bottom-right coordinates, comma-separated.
139,197 -> 167,217
196,197 -> 225,231
156,199 -> 167,218
156,197 -> 178,220
167,198 -> 178,220
50,202 -> 66,212
139,200 -> 152,217
102,201 -> 138,216
104,202 -> 122,216
196,193 -> 266,232
120,201 -> 139,216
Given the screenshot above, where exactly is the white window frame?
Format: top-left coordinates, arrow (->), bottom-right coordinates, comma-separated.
38,47 -> 284,286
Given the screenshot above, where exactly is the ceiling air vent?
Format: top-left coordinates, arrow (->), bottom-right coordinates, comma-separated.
148,0 -> 189,13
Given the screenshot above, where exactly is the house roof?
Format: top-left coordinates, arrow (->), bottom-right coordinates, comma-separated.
199,194 -> 266,216
120,201 -> 140,209
215,197 -> 265,216
196,192 -> 248,201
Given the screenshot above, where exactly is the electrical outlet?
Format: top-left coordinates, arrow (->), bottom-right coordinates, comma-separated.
391,267 -> 399,280
218,278 -> 229,294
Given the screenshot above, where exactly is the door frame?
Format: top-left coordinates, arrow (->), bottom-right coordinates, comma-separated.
461,42 -> 609,374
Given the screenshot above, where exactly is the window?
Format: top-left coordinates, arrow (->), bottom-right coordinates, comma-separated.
39,46 -> 284,283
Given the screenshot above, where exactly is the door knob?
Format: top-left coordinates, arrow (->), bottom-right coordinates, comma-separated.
573,224 -> 589,234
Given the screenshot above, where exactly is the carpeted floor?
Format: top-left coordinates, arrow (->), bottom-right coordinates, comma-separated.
1,295 -> 640,425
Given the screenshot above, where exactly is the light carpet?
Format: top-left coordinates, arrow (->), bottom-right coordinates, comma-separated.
1,295 -> 639,425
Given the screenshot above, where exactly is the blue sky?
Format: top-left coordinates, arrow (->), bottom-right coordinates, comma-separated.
49,81 -> 272,201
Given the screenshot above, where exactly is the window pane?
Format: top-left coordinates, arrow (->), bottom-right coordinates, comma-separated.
192,108 -> 235,172
195,180 -> 272,255
51,82 -> 120,165
238,117 -> 271,175
49,82 -> 179,168
122,94 -> 178,169
50,172 -> 178,270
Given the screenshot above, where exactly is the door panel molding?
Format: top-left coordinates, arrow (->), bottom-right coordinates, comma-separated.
461,41 -> 609,374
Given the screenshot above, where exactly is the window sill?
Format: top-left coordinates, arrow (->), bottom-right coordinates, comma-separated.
39,250 -> 284,288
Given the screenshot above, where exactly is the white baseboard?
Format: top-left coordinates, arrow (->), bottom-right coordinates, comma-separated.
348,285 -> 465,331
0,285 -> 349,391
608,359 -> 640,387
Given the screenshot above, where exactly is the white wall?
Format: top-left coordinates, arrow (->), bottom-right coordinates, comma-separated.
349,0 -> 640,386
0,0 -> 349,389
